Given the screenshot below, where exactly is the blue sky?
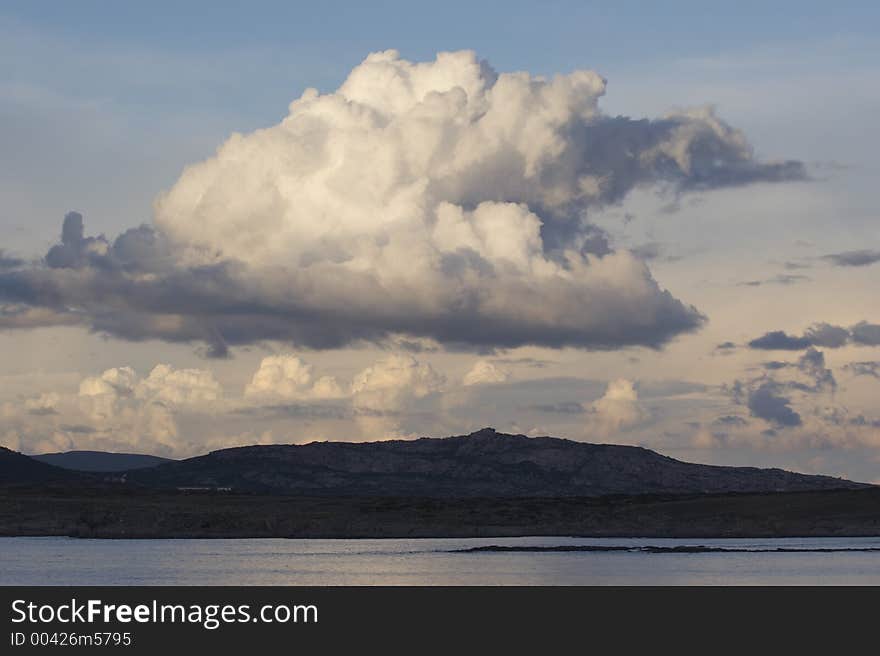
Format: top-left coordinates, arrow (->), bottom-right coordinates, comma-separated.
3,0 -> 878,245
4,1 -> 879,115
1,2 -> 879,482
5,1 -> 878,56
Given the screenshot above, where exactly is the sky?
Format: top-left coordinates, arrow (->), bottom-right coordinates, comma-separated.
1,2 -> 879,483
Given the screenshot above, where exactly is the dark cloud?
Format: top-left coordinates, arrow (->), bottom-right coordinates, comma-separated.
748,331 -> 812,351
0,214 -> 709,354
754,349 -> 835,393
730,348 -> 835,430
576,224 -> 612,258
732,347 -> 837,428
747,382 -> 802,427
534,113 -> 806,230
714,341 -> 737,354
747,322 -> 880,351
822,250 -> 880,268
45,213 -> 173,275
45,212 -> 109,270
850,321 -> 880,346
795,348 -> 836,393
804,323 -> 850,348
844,361 -> 880,379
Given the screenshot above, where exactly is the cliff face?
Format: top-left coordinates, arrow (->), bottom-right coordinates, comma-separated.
126,428 -> 868,497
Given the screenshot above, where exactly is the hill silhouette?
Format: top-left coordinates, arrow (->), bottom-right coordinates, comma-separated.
125,428 -> 867,497
33,451 -> 172,472
0,446 -> 85,485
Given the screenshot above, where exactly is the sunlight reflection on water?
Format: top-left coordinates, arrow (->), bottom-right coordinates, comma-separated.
3,536 -> 880,585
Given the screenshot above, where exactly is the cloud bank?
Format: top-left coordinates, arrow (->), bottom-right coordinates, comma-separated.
0,50 -> 806,353
1,364 -> 223,456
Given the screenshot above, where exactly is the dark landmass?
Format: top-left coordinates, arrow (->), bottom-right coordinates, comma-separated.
0,447 -> 86,485
2,486 -> 880,538
32,451 -> 173,472
2,429 -> 876,539
125,428 -> 867,497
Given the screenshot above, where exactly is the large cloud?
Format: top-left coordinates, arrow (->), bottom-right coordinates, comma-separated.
1,50 -> 807,353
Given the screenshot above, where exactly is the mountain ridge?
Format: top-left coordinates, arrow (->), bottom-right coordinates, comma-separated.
32,450 -> 173,472
125,427 -> 869,497
0,446 -> 86,484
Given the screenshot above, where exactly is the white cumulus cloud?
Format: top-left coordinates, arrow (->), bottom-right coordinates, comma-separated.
350,354 -> 446,439
586,378 -> 649,438
0,49 -> 804,355
1,364 -> 224,457
462,359 -> 510,386
244,353 -> 344,400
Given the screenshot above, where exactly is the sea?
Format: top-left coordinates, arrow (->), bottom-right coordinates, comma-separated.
2,536 -> 880,585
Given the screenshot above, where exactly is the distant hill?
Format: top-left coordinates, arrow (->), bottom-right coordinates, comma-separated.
127,428 -> 869,497
33,451 -> 173,472
0,447 -> 85,485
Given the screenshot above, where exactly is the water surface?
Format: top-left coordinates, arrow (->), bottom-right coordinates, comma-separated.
2,536 -> 880,585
